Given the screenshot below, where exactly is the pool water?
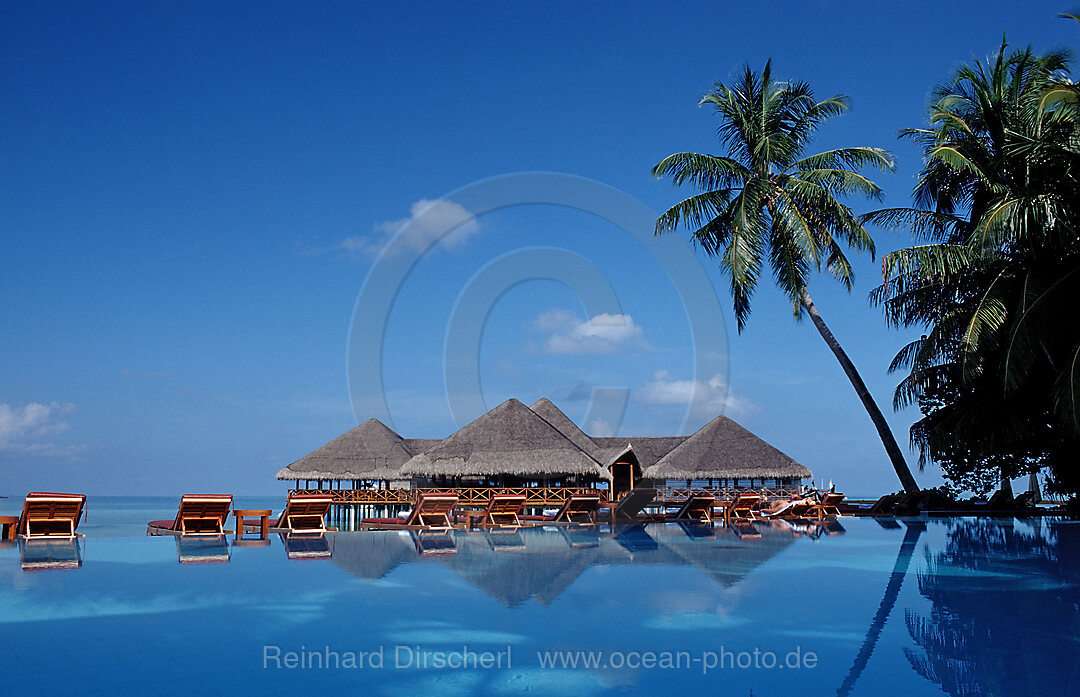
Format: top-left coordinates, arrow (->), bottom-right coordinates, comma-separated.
1,498 -> 1077,696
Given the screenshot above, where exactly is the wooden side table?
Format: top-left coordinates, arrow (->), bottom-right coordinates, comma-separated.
0,516 -> 18,540
233,509 -> 272,539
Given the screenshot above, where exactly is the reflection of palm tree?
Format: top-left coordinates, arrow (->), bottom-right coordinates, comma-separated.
905,519 -> 1080,696
836,521 -> 925,697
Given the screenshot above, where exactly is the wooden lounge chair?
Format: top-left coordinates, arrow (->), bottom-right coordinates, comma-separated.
255,494 -> 335,533
611,488 -> 657,523
147,494 -> 233,536
361,492 -> 459,530
464,493 -> 526,528
669,494 -> 716,523
521,493 -> 601,525
722,492 -> 762,523
813,492 -> 845,519
552,493 -> 601,524
16,492 -> 86,538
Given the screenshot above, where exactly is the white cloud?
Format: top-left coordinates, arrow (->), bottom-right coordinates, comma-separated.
589,418 -> 615,437
341,198 -> 480,257
534,310 -> 649,355
0,402 -> 83,457
637,371 -> 758,419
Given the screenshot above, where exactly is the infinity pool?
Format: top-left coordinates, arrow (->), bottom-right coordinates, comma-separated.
1,499 -> 1076,696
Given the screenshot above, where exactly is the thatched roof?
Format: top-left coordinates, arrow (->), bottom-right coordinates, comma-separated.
276,418 -> 418,481
642,415 -> 811,480
593,436 -> 687,469
529,398 -> 604,460
400,398 -> 611,481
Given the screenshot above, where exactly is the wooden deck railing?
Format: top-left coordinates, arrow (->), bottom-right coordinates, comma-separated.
654,487 -> 802,504
291,486 -> 602,507
291,485 -> 805,507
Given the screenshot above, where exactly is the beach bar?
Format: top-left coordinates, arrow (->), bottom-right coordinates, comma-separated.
277,398 -> 811,526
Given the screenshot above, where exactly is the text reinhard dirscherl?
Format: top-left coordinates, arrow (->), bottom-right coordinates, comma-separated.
262,645 -> 819,675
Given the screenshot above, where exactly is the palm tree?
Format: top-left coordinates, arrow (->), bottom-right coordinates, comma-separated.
652,61 -> 919,494
869,40 -> 1080,493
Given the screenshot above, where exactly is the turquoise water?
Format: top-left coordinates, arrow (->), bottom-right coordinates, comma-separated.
0,499 -> 1076,696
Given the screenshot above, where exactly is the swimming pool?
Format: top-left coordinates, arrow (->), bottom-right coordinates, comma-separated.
1,499 -> 1076,696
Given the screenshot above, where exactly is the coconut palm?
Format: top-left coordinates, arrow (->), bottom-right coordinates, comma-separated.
652,61 -> 919,493
869,40 -> 1080,493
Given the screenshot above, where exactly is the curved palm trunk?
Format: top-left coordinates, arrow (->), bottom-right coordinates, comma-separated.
799,287 -> 920,494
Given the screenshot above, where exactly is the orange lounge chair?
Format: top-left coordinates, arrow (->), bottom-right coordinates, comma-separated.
521,493 -> 601,524
669,494 -> 716,523
456,493 -> 527,528
16,492 -> 86,538
813,492 -> 846,519
147,494 -> 233,536
361,492 -> 459,530
256,494 -> 335,533
722,492 -> 762,523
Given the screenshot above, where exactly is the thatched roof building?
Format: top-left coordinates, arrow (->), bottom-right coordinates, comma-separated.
278,397 -> 810,486
642,415 -> 811,481
276,418 -> 419,481
399,398 -> 612,481
530,397 -> 605,461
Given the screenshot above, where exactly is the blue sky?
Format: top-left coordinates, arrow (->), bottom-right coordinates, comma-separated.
1,1 -> 1074,497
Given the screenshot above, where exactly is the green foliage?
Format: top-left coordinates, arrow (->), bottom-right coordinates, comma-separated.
872,37 -> 1080,494
652,60 -> 893,331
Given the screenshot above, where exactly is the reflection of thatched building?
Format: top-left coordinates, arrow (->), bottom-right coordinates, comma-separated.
331,523 -> 798,607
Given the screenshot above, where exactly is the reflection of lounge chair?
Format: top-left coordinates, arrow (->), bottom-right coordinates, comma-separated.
176,535 -> 231,564
722,493 -> 762,523
280,532 -> 332,560
19,538 -> 84,571
813,519 -> 846,537
411,529 -> 457,556
669,495 -> 715,523
611,488 -> 657,523
558,523 -> 600,548
522,494 -> 601,524
728,519 -> 762,540
258,494 -> 335,533
676,521 -> 717,538
485,527 -> 526,551
362,493 -> 458,530
148,495 -> 233,535
17,492 -> 86,538
613,524 -> 658,552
